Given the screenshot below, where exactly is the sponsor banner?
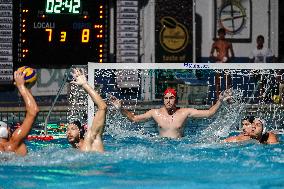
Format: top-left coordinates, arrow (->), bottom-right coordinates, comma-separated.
0,42 -> 12,48
117,38 -> 138,44
117,1 -> 138,7
0,62 -> 12,68
0,4 -> 12,10
117,31 -> 138,38
31,69 -> 68,96
117,50 -> 138,56
0,0 -> 13,85
0,23 -> 12,29
0,49 -> 11,56
118,7 -> 138,13
155,0 -> 193,63
117,56 -> 139,63
0,0 -> 12,3
117,44 -> 138,50
0,68 -> 12,74
0,75 -> 12,82
0,17 -> 12,23
117,19 -> 138,25
116,0 -> 139,64
0,37 -> 12,42
0,56 -> 12,61
0,11 -> 12,17
117,13 -> 138,19
118,25 -> 138,32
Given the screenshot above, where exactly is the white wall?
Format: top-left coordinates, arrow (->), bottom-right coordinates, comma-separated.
270,0 -> 279,56
141,0 -> 156,100
141,0 -> 155,63
196,0 -> 214,59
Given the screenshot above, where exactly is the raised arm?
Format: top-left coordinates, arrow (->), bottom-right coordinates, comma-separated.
266,132 -> 279,144
71,69 -> 107,152
121,109 -> 153,122
83,82 -> 107,132
110,95 -> 153,122
186,99 -> 222,118
10,71 -> 39,145
186,90 -> 229,118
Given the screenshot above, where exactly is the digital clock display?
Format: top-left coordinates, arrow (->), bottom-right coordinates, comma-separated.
17,0 -> 108,68
45,0 -> 81,14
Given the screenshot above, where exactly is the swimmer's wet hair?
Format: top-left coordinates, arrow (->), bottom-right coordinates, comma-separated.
71,120 -> 85,139
242,115 -> 255,123
8,124 -> 17,134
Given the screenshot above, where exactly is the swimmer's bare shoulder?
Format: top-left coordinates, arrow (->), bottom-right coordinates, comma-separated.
14,143 -> 27,156
149,108 -> 162,115
266,132 -> 279,144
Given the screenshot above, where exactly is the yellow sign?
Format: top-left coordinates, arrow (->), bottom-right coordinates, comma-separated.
159,17 -> 189,53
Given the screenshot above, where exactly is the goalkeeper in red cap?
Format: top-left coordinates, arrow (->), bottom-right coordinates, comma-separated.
110,88 -> 230,139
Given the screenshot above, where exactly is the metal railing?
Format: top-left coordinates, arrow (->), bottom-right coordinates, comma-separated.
44,68 -> 70,135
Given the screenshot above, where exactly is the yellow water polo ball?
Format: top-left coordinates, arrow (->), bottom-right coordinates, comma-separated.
17,66 -> 37,84
272,95 -> 281,104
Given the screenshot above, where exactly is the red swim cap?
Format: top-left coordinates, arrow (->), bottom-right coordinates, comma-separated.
164,88 -> 177,97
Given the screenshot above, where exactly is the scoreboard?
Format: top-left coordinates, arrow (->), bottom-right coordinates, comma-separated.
17,0 -> 109,68
0,0 -> 13,86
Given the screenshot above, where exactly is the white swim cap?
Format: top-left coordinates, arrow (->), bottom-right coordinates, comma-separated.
0,121 -> 8,139
255,118 -> 267,135
0,121 -> 7,128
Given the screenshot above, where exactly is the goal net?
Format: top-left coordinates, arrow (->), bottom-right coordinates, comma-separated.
67,63 -> 284,134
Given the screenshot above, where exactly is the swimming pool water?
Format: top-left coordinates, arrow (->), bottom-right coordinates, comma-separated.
1,100 -> 284,189
1,132 -> 284,189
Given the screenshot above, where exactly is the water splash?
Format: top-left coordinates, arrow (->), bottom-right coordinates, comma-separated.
67,68 -> 88,124
104,107 -> 154,140
197,89 -> 246,142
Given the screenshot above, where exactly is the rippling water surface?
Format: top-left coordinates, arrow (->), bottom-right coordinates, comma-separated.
1,93 -> 284,189
1,133 -> 284,189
